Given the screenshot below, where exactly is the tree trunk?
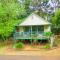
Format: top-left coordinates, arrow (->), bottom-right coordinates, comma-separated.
50,36 -> 55,48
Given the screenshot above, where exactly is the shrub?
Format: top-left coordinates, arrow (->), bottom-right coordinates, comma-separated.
43,44 -> 50,49
53,38 -> 60,47
44,32 -> 52,37
13,42 -> 24,49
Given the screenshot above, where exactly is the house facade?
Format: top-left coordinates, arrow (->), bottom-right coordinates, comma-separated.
14,13 -> 51,40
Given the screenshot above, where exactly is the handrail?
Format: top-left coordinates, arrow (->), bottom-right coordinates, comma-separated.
14,31 -> 44,38
14,31 -> 49,39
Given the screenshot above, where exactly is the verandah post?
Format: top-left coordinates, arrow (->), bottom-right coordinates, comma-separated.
31,26 -> 32,44
37,26 -> 38,35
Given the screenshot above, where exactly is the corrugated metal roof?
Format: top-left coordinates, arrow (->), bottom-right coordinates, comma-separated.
19,13 -> 51,26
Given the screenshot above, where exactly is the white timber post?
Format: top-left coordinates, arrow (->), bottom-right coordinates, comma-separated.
36,26 -> 38,44
31,26 -> 32,44
37,26 -> 38,35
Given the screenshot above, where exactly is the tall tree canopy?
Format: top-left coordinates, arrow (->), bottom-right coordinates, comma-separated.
0,0 -> 26,40
51,9 -> 60,34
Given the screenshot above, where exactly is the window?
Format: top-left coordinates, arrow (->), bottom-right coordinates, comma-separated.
38,26 -> 44,32
24,26 -> 30,32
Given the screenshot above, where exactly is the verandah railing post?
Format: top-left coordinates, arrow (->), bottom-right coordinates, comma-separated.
31,26 -> 33,44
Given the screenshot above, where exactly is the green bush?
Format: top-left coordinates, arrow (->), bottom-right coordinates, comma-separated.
44,32 -> 52,37
53,39 -> 60,47
13,42 -> 24,49
43,44 -> 50,49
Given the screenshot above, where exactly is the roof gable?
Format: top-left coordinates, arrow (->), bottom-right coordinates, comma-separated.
19,13 -> 51,26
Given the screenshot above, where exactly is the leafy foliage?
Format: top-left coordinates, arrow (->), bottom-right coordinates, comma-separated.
43,44 -> 50,49
51,10 -> 60,28
13,42 -> 24,49
0,0 -> 26,40
44,32 -> 52,37
51,9 -> 60,34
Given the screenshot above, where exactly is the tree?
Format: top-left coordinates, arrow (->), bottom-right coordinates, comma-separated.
0,0 -> 26,40
51,9 -> 60,34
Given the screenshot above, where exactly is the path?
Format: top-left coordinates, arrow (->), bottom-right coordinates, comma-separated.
0,45 -> 60,56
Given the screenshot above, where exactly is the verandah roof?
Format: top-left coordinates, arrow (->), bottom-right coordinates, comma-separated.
18,13 -> 51,26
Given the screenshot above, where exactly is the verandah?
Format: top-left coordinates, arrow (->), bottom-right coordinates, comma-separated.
14,26 -> 48,40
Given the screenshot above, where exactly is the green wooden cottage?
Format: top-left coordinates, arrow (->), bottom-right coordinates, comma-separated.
14,13 -> 51,41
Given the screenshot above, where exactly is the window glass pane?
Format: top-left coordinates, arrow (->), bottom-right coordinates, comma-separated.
32,26 -> 37,31
24,26 -> 30,32
38,26 -> 44,32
